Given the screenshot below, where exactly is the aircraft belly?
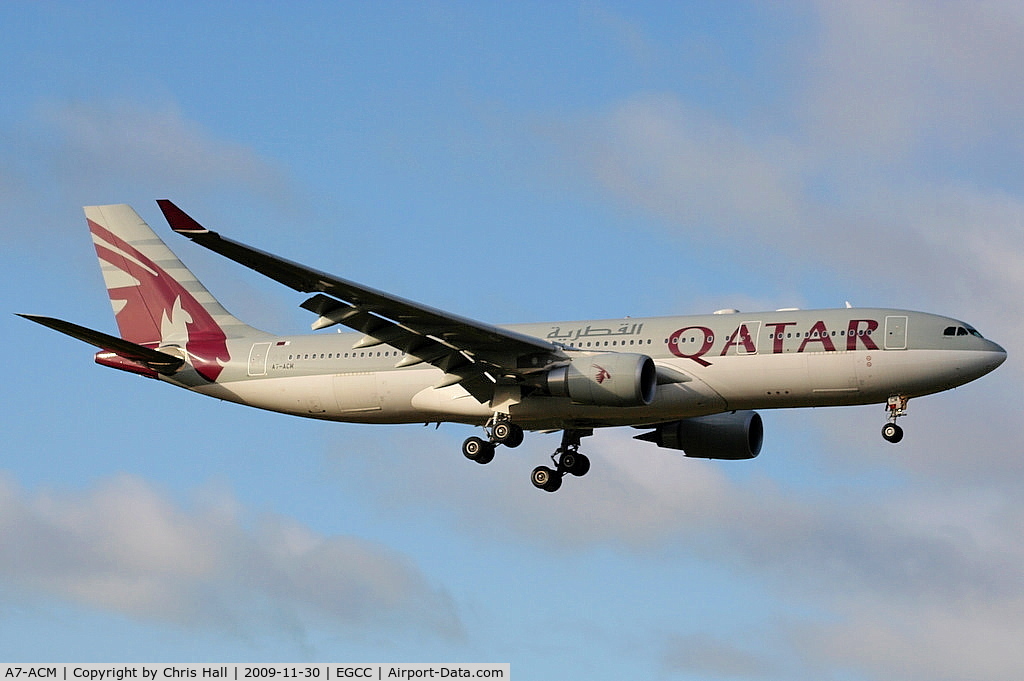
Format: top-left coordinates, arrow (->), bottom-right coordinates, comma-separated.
700,353 -> 863,410
704,348 -> 991,410
193,373 -> 427,423
334,373 -> 381,413
854,349 -> 994,398
194,375 -> 335,416
410,384 -> 492,420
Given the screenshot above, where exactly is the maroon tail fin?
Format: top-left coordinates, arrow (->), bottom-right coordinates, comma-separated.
84,204 -> 260,381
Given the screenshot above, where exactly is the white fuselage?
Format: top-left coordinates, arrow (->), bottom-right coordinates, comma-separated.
166,307 -> 1006,431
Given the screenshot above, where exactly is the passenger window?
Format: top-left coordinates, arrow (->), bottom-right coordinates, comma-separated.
944,327 -> 956,336
957,327 -> 969,336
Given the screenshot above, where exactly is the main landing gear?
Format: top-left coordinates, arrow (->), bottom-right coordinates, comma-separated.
530,429 -> 592,493
462,415 -> 524,466
882,395 -> 908,443
461,417 -> 593,493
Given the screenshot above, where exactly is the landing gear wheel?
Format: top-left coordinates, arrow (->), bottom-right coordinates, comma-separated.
475,442 -> 495,464
559,451 -> 591,477
881,423 -> 904,444
492,422 -> 524,448
531,466 -> 562,492
463,436 -> 492,461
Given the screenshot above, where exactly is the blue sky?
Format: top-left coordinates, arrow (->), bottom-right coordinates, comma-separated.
2,2 -> 1024,679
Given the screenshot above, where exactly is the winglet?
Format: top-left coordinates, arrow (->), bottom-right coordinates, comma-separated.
157,199 -> 210,234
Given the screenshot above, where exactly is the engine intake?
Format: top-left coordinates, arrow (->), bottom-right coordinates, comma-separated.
635,411 -> 763,459
544,352 -> 657,407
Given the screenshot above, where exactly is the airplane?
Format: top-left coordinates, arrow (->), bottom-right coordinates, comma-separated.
19,202 -> 1007,492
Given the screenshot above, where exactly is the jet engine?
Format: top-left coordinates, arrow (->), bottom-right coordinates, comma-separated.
543,352 -> 657,407
635,410 -> 763,459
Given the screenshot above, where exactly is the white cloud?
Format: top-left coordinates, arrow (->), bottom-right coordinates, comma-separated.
805,0 -> 1024,161
327,426 -> 1024,678
0,99 -> 296,253
44,100 -> 286,195
662,632 -> 776,679
796,596 -> 1024,681
561,94 -> 807,243
0,473 -> 460,638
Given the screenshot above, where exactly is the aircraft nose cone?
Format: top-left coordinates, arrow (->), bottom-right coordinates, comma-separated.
977,339 -> 1007,376
989,340 -> 1007,367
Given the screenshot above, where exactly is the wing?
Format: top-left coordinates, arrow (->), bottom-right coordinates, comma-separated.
157,200 -> 566,401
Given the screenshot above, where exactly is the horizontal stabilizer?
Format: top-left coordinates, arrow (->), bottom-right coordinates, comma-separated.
17,314 -> 185,375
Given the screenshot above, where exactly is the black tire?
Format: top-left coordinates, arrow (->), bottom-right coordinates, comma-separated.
474,442 -> 495,465
881,423 -> 904,443
531,465 -> 561,492
493,422 -> 524,448
462,436 -> 487,460
505,425 -> 524,448
565,452 -> 590,477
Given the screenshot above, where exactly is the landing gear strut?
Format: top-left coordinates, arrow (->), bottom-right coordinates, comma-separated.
461,420 -> 593,493
531,429 -> 592,493
882,395 -> 908,443
461,415 -> 524,465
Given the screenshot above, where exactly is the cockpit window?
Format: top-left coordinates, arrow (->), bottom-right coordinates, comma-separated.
944,325 -> 985,338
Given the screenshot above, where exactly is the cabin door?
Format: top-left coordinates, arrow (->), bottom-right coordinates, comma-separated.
884,316 -> 908,350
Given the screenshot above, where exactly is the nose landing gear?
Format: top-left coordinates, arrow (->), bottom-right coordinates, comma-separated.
882,395 -> 908,443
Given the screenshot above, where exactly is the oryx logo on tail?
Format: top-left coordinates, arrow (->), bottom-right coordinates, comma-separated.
87,212 -> 230,381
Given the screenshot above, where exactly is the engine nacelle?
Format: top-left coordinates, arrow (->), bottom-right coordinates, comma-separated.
544,352 -> 657,407
636,411 -> 763,459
